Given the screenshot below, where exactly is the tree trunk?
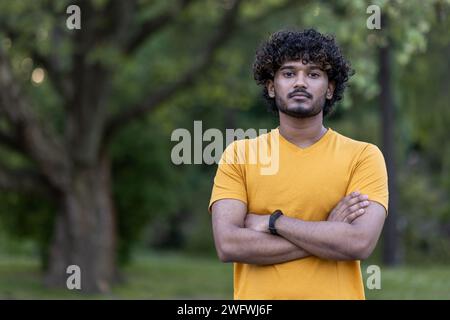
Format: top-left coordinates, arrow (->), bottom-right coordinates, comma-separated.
44,152 -> 117,293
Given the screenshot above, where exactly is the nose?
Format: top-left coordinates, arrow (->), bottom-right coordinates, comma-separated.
293,72 -> 308,89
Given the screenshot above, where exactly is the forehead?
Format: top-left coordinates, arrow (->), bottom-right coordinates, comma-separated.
279,60 -> 321,69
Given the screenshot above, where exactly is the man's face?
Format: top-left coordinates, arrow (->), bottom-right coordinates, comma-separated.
266,60 -> 335,118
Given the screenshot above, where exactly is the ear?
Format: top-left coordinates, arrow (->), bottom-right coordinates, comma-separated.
266,80 -> 275,98
326,81 -> 335,100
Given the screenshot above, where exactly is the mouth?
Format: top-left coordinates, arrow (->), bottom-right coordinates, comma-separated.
290,94 -> 310,99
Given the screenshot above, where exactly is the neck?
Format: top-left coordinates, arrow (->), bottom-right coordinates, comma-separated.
278,112 -> 327,148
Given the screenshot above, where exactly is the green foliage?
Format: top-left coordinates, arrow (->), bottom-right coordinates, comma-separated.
111,117 -> 181,264
0,0 -> 449,269
0,192 -> 55,269
394,10 -> 450,262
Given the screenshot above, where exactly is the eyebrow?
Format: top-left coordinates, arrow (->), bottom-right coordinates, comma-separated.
279,64 -> 323,71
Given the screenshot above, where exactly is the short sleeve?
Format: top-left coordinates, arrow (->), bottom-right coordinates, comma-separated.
208,141 -> 248,213
346,144 -> 389,213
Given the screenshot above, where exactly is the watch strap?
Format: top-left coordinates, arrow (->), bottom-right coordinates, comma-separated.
269,210 -> 283,235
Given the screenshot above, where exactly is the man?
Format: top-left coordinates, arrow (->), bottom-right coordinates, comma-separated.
209,29 -> 389,299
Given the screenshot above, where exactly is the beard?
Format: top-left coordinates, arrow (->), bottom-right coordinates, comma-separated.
275,93 -> 326,118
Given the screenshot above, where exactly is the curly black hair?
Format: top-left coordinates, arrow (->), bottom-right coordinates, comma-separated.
253,29 -> 354,117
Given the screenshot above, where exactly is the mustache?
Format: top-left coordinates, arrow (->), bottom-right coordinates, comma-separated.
288,89 -> 313,99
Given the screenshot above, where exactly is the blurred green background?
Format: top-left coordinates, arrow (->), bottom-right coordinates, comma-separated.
0,0 -> 449,299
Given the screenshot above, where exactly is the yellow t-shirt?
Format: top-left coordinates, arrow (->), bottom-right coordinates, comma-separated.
209,127 -> 389,300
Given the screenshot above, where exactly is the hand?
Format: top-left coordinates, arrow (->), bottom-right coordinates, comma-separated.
244,213 -> 270,233
328,191 -> 370,224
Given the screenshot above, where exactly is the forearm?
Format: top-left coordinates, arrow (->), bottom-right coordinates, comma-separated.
217,225 -> 310,265
276,216 -> 365,260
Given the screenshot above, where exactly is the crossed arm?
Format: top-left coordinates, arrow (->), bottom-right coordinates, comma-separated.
211,199 -> 309,265
211,193 -> 386,264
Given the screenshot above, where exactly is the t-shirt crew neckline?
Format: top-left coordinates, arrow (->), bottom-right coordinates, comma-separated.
275,126 -> 333,155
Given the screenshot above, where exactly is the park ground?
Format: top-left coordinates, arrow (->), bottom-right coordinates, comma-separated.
0,251 -> 449,299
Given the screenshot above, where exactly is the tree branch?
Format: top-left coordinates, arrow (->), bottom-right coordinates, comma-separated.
0,20 -> 71,99
0,164 -> 51,197
0,47 -> 70,191
125,0 -> 196,55
104,0 -> 242,144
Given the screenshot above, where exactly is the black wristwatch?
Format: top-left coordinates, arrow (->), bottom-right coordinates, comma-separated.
268,210 -> 283,235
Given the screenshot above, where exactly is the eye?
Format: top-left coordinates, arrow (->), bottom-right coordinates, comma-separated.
283,71 -> 294,78
309,72 -> 320,78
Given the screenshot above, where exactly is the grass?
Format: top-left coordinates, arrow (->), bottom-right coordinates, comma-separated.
0,251 -> 233,299
0,252 -> 449,299
362,264 -> 450,299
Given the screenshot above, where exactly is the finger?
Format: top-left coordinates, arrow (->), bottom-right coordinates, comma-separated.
350,191 -> 360,198
336,194 -> 366,217
343,191 -> 360,203
344,201 -> 370,215
344,194 -> 369,209
335,191 -> 361,213
344,208 -> 365,223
